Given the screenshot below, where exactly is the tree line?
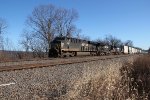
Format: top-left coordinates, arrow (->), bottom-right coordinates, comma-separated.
0,4 -> 135,59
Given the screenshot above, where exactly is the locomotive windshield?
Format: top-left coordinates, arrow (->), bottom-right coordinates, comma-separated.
51,40 -> 61,49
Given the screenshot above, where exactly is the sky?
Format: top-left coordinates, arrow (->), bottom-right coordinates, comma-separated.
0,0 -> 150,50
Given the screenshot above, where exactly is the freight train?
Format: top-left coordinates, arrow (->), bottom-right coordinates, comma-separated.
49,36 -> 143,57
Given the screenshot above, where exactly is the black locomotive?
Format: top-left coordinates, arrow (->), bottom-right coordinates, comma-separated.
49,36 -> 121,57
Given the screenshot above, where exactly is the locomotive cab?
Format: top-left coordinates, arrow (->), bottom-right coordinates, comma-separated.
49,38 -> 62,57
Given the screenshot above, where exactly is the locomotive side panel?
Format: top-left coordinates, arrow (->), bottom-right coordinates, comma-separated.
61,38 -> 81,52
59,37 -> 97,56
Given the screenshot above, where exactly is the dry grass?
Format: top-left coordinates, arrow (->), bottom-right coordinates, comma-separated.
120,55 -> 150,100
68,64 -> 122,100
0,51 -> 47,62
69,55 -> 150,100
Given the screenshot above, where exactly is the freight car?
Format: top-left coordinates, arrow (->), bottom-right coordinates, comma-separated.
49,36 -> 143,57
121,45 -> 142,54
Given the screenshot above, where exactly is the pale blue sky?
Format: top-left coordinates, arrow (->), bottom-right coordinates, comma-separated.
0,0 -> 150,50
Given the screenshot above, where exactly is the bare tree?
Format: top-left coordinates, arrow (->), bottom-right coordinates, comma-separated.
104,35 -> 123,47
124,40 -> 133,46
0,35 -> 3,50
4,37 -> 14,51
27,4 -> 57,57
0,18 -> 7,50
0,18 -> 7,35
27,4 -> 79,57
55,8 -> 78,37
20,30 -> 47,58
20,30 -> 32,52
75,29 -> 82,39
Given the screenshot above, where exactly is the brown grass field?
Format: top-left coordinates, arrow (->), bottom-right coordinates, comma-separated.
42,54 -> 149,100
119,55 -> 150,99
73,55 -> 150,100
0,53 -> 149,99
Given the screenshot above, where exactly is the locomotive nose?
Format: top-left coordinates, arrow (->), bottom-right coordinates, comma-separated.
49,48 -> 59,57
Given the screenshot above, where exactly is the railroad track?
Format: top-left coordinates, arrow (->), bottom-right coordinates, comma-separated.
0,54 -> 137,72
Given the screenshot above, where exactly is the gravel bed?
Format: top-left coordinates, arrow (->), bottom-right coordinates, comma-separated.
0,55 -> 138,100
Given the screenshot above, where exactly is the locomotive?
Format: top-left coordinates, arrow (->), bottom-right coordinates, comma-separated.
49,36 -> 142,57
